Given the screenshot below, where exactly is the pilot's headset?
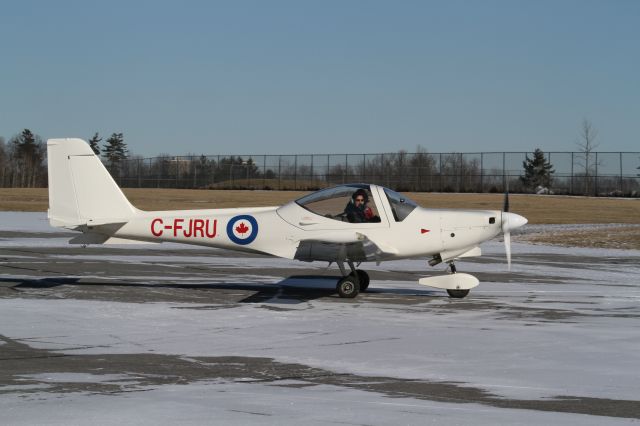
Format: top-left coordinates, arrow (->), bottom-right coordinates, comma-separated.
351,188 -> 369,204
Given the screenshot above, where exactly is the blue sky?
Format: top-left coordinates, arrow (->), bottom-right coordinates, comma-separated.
1,0 -> 638,156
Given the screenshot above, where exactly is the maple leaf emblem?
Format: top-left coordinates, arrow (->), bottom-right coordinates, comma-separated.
235,222 -> 249,235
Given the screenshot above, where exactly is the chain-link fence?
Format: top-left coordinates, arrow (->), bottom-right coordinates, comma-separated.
111,151 -> 640,196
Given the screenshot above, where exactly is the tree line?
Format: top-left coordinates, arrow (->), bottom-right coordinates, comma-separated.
0,130 -> 129,188
1,120 -> 638,196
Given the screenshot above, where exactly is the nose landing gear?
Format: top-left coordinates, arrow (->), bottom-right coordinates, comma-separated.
446,261 -> 470,298
418,260 -> 478,298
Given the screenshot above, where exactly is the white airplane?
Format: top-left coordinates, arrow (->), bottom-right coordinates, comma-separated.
47,138 -> 527,299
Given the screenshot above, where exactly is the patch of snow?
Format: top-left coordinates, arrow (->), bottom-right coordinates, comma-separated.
0,380 -> 629,426
0,212 -> 57,233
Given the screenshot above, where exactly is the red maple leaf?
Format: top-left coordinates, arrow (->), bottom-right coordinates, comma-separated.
235,222 -> 249,235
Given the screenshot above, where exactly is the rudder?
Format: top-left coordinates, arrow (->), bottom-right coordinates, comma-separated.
47,138 -> 138,228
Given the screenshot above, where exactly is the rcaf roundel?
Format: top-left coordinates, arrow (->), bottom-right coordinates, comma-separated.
226,215 -> 259,245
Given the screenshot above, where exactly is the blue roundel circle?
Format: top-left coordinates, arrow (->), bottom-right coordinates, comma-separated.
226,215 -> 259,245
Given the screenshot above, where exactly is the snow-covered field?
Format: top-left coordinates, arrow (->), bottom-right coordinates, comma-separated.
1,212 -> 639,425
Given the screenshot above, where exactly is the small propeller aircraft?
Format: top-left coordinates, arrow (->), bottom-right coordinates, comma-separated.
47,138 -> 527,299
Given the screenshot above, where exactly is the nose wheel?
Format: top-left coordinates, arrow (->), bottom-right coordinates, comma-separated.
446,261 -> 469,299
446,289 -> 470,298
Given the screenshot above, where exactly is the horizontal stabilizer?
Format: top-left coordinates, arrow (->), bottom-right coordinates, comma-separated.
69,233 -> 110,244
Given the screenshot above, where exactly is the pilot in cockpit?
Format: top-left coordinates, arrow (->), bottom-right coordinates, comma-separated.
344,189 -> 380,223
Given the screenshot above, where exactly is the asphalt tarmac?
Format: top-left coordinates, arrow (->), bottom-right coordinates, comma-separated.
1,226 -> 639,424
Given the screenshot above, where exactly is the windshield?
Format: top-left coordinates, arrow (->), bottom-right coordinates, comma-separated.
296,185 -> 381,223
383,188 -> 417,221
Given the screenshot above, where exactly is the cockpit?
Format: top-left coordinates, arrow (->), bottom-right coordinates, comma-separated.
294,184 -> 418,223
382,187 -> 418,222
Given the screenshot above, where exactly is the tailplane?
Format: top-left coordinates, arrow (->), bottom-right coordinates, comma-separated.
47,138 -> 138,229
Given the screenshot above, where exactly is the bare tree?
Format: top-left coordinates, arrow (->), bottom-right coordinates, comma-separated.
575,118 -> 601,195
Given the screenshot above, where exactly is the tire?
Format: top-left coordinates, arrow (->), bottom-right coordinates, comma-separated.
349,270 -> 370,291
337,277 -> 360,298
447,289 -> 470,299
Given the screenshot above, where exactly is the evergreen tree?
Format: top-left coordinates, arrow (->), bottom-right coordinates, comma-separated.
102,132 -> 128,170
520,148 -> 554,191
9,129 -> 46,187
88,132 -> 102,155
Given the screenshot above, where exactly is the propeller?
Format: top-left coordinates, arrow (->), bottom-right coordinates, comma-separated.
501,191 -> 527,271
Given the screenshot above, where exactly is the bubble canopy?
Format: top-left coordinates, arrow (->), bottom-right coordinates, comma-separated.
295,184 -> 418,223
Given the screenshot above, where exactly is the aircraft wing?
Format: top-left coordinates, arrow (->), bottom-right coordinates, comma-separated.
294,232 -> 398,263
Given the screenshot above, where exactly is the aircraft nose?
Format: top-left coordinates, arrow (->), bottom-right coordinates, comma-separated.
502,212 -> 528,233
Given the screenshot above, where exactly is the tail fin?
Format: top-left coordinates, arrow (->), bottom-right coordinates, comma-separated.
47,138 -> 138,228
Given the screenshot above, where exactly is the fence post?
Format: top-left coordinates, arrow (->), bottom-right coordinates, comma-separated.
278,156 -> 282,190
570,152 -> 574,195
595,152 -> 599,196
175,157 -> 179,188
458,153 -> 462,192
439,153 -> 443,192
480,152 -> 484,193
384,154 -> 389,188
263,155 -> 266,189
619,152 -> 623,193
502,152 -> 506,192
344,154 -> 348,184
327,154 -> 330,186
417,153 -> 422,191
310,154 -> 314,187
294,155 -> 298,190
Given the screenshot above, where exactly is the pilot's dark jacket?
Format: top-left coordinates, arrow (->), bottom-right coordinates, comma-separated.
344,201 -> 367,223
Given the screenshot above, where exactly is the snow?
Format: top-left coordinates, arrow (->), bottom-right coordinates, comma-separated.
0,212 -> 57,233
3,381 -> 630,426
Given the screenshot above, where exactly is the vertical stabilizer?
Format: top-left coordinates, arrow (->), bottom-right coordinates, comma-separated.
47,138 -> 138,228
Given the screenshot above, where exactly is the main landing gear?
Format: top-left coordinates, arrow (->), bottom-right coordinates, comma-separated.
336,261 -> 370,298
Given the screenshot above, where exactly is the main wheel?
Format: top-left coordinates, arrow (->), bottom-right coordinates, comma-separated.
447,289 -> 470,299
337,276 -> 360,298
349,270 -> 370,291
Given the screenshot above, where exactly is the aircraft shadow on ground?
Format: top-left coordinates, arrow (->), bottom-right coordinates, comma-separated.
7,275 -> 439,304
